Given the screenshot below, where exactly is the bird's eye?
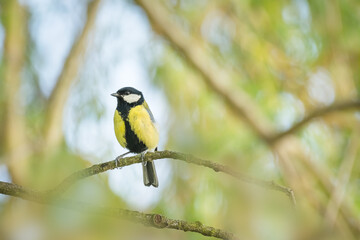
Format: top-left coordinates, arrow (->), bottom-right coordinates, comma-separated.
125,91 -> 130,95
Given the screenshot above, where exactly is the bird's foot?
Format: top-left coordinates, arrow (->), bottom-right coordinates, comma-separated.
115,151 -> 130,168
115,156 -> 121,168
141,151 -> 147,166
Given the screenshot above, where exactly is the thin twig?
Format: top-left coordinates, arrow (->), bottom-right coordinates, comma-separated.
50,150 -> 295,205
269,100 -> 360,143
0,181 -> 239,240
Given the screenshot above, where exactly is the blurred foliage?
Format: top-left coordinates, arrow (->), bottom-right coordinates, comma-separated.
0,0 -> 360,239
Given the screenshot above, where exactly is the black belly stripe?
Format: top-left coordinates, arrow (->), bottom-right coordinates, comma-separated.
124,119 -> 147,153
116,100 -> 148,153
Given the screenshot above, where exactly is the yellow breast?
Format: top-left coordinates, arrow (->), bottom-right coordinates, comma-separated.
127,105 -> 159,149
114,110 -> 127,148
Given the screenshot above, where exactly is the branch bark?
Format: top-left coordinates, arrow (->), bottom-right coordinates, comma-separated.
0,181 -> 239,240
50,150 -> 295,205
43,0 -> 101,149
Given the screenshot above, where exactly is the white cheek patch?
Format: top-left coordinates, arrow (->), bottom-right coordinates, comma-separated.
123,94 -> 141,103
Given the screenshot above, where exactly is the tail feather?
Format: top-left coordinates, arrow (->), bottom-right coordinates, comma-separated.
142,161 -> 159,187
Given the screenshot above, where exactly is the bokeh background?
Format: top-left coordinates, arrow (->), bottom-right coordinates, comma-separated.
0,0 -> 360,239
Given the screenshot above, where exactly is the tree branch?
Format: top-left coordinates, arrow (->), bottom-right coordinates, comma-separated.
268,100 -> 360,143
0,181 -> 239,240
43,0 -> 101,149
1,150 -> 292,239
50,150 -> 295,205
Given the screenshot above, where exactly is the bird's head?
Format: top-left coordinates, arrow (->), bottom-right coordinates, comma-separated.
111,87 -> 144,106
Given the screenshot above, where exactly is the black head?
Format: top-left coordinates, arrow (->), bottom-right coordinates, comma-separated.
111,87 -> 144,107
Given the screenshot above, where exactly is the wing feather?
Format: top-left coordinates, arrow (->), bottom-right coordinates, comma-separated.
143,101 -> 155,122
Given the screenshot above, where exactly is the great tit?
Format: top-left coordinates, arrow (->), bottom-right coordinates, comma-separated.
111,87 -> 159,187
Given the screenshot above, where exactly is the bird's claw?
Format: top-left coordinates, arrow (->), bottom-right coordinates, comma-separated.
115,151 -> 130,169
141,152 -> 147,166
115,156 -> 120,168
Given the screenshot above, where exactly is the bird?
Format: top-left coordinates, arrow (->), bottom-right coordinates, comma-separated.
111,87 -> 159,187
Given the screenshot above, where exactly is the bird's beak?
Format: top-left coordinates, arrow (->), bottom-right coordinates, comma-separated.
111,93 -> 121,97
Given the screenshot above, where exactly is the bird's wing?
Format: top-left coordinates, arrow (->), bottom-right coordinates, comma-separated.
128,104 -> 159,150
114,110 -> 127,148
143,100 -> 155,122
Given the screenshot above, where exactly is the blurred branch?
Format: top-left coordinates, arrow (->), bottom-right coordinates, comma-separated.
274,139 -> 359,238
43,0 -> 101,149
324,129 -> 359,227
2,0 -> 31,184
284,137 -> 360,234
270,101 -> 360,234
134,0 -> 276,140
0,181 -> 238,240
269,100 -> 360,143
50,150 -> 295,205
